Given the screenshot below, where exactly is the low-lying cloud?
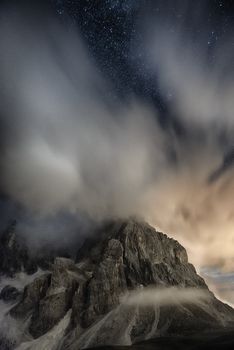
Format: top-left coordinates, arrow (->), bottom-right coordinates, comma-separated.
121,286 -> 209,307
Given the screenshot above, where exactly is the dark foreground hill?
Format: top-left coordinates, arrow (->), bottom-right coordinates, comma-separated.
0,218 -> 234,349
88,329 -> 234,350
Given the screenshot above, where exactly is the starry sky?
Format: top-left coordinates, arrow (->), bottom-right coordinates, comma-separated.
1,0 -> 234,134
51,0 -> 234,164
52,0 -> 234,107
50,0 -> 234,175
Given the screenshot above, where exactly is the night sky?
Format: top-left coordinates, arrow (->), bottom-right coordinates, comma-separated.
52,0 -> 234,156
49,0 -> 234,185
52,1 -> 234,107
1,0 -> 234,142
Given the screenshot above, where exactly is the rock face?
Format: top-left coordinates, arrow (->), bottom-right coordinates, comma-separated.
1,218 -> 234,350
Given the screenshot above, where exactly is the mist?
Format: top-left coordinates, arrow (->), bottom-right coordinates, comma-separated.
121,286 -> 209,307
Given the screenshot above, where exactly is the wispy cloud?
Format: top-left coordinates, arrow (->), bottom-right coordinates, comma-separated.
121,286 -> 209,307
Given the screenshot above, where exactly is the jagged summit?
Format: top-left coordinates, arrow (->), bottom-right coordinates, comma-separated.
0,218 -> 234,350
76,218 -> 203,290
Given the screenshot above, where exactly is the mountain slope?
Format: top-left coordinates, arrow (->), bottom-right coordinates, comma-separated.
0,218 -> 234,349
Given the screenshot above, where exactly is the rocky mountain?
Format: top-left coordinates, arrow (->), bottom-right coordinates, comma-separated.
0,218 -> 234,350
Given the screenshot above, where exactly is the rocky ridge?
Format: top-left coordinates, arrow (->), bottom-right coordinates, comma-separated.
0,218 -> 234,349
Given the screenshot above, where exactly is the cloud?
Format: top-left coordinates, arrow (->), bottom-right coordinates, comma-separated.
139,5 -> 234,275
145,166 -> 234,271
0,7 -> 168,220
121,286 -> 209,307
146,4 -> 234,129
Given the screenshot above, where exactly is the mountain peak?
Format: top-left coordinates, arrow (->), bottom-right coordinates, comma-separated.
1,218 -> 234,349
